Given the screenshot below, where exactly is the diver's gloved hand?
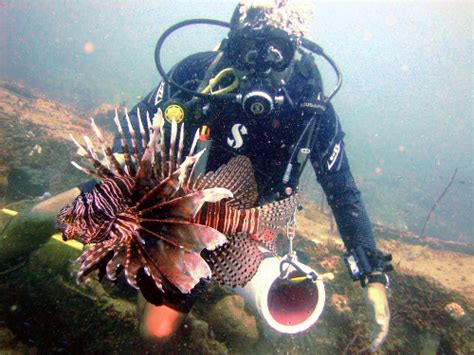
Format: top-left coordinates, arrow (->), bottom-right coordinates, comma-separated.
361,280 -> 390,353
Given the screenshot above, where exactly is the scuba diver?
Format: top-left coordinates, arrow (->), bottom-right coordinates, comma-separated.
0,1 -> 392,352
119,2 -> 393,351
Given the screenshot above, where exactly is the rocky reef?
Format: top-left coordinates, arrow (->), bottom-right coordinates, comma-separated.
1,221 -> 471,354
0,80 -> 92,203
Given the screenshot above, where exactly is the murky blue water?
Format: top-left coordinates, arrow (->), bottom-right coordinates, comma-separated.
0,2 -> 472,353
2,0 -> 471,241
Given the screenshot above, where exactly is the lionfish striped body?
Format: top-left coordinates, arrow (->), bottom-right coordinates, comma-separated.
57,108 -> 297,301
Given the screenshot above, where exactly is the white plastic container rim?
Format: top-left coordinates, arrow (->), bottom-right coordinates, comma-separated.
234,255 -> 325,334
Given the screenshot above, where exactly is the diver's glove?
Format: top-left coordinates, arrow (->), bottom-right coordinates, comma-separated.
362,276 -> 390,353
343,246 -> 393,352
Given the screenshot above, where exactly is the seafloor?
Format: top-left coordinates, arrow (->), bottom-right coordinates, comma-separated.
0,81 -> 472,354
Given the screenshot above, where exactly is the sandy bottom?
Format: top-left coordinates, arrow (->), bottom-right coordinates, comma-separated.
297,201 -> 474,307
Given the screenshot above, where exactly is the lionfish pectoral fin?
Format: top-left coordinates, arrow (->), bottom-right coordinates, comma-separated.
139,188 -> 233,220
132,236 -> 210,294
144,239 -> 211,294
134,170 -> 182,210
132,240 -> 165,292
75,245 -> 113,284
139,222 -> 227,253
161,251 -> 212,295
123,244 -> 143,289
106,247 -> 126,281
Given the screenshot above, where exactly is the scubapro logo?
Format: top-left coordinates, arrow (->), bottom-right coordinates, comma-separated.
227,124 -> 248,149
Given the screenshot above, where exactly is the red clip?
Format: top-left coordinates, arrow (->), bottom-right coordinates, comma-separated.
199,125 -> 210,141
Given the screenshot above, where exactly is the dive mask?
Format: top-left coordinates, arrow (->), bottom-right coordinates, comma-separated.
227,29 -> 296,74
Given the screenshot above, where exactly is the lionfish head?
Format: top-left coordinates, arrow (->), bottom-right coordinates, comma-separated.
57,192 -> 112,244
57,203 -> 81,241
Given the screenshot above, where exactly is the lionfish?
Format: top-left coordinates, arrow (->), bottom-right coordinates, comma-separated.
57,108 -> 297,303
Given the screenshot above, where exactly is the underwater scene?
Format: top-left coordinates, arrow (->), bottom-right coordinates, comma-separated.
0,1 -> 472,354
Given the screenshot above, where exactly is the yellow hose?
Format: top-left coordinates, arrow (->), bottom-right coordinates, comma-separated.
290,276 -> 307,282
1,208 -> 82,250
51,233 -> 84,251
200,68 -> 239,95
1,208 -> 18,217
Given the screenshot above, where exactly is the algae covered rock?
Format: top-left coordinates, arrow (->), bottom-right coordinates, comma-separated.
0,80 -> 91,202
0,326 -> 15,347
0,81 -> 117,204
208,295 -> 259,348
180,315 -> 229,354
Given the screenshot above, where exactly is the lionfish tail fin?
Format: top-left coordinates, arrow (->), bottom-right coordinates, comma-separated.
256,194 -> 299,231
251,228 -> 278,254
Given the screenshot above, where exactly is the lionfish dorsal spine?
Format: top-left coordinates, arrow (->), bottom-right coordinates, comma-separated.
152,114 -> 163,180
124,108 -> 141,168
70,133 -> 88,157
136,108 -> 147,152
183,128 -> 202,188
184,128 -> 206,189
169,119 -> 177,176
90,118 -> 124,175
188,128 -> 200,157
158,111 -> 167,178
83,135 -> 99,161
140,110 -> 158,166
181,148 -> 205,189
146,111 -> 153,135
69,133 -> 114,179
177,123 -> 185,167
114,108 -> 135,176
70,161 -> 102,179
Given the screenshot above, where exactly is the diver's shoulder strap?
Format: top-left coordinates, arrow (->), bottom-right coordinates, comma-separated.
294,50 -> 324,96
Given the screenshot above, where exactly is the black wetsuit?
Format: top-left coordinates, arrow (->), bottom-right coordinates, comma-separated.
114,51 -> 376,251
83,50 -> 376,311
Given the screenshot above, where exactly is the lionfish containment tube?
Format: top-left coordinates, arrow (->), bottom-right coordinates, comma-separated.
235,255 -> 325,334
